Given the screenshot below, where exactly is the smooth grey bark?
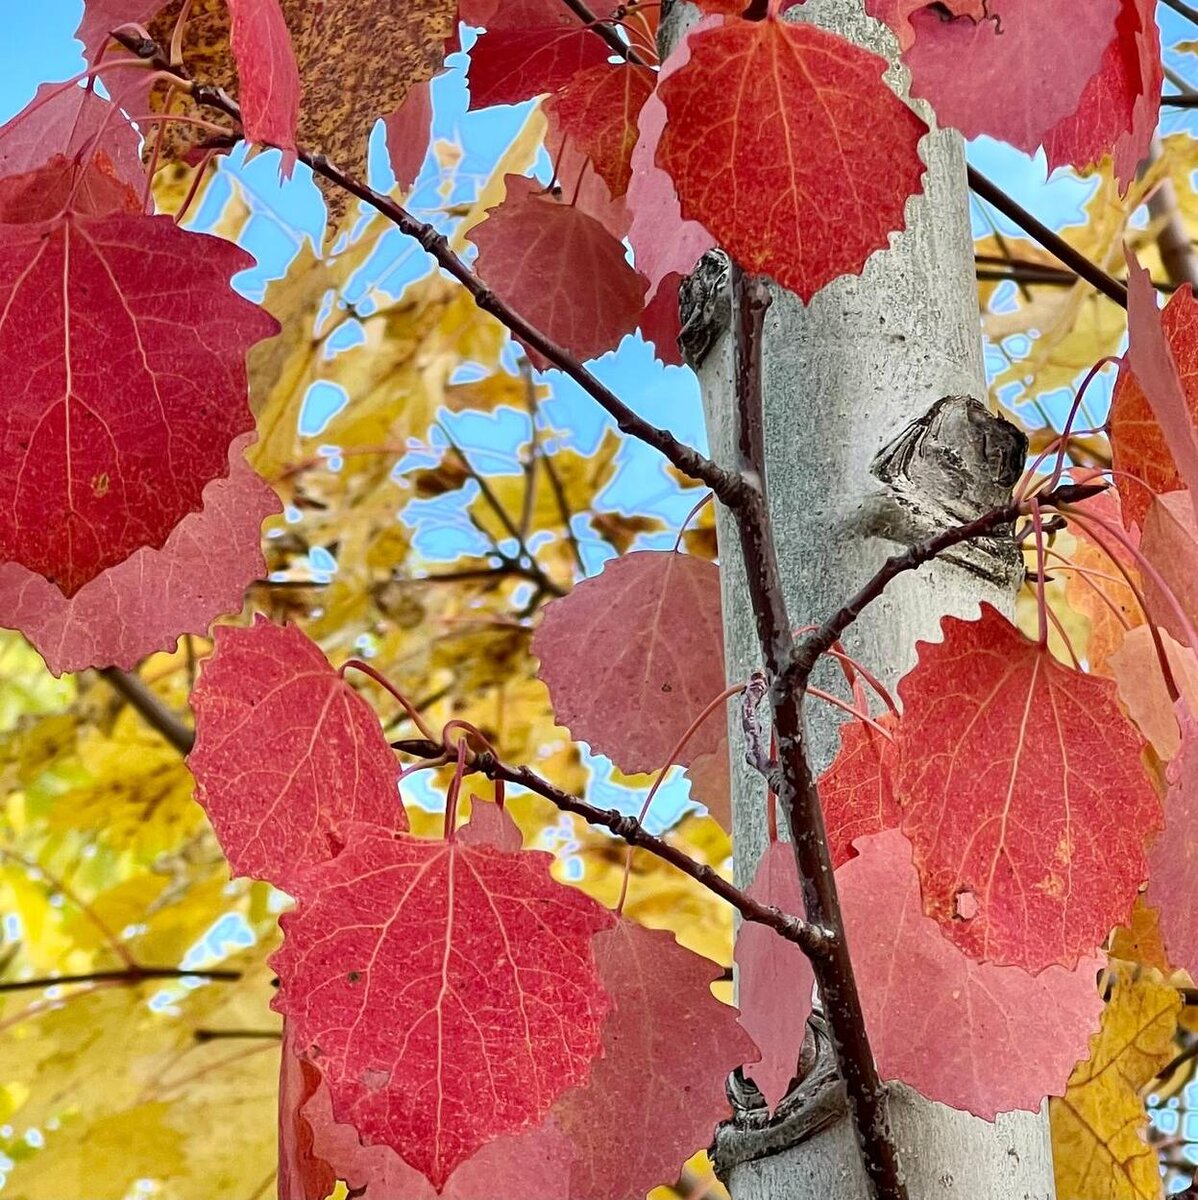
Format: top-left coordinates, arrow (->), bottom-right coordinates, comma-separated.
662,1 -> 1059,1196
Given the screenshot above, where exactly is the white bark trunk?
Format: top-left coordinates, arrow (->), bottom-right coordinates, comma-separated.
664,1 -> 1059,1195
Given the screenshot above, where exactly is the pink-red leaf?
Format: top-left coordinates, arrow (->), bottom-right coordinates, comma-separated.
279,1027 -> 337,1200
385,79 -> 434,193
895,603 -> 1161,970
467,27 -> 610,108
227,0 -> 301,176
818,714 -> 900,869
469,177 -> 647,366
1141,490 -> 1198,649
864,0 -> 985,50
555,920 -> 757,1200
0,203 -> 277,594
533,551 -> 726,774
903,0 -> 1121,155
1108,626 -> 1198,760
272,821 -> 614,1189
656,13 -> 927,301
188,617 -> 406,893
0,434 -> 279,675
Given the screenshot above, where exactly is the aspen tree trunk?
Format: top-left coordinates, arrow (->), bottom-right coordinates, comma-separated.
661,1 -> 1058,1196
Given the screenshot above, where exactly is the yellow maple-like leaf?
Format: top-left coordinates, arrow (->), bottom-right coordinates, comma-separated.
1051,968 -> 1179,1200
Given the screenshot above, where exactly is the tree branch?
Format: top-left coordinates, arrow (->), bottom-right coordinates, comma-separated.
1147,137 -> 1198,290
99,667 -> 195,755
0,965 -> 241,995
1162,0 -> 1198,28
557,0 -> 653,68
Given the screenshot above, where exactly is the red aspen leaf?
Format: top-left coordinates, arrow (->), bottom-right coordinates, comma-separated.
626,26 -> 715,295
863,0 -> 985,51
0,203 -> 278,595
467,27 -> 610,109
532,551 -> 726,775
903,0 -> 1120,155
818,714 -> 900,869
555,920 -> 757,1200
656,14 -> 928,302
839,830 -> 1105,1118
0,433 -> 279,676
1110,274 -> 1198,530
1141,490 -> 1198,649
279,1027 -> 336,1200
458,796 -> 524,852
639,272 -> 685,368
272,820 -> 614,1189
385,79 -> 434,194
0,153 -> 141,222
1042,0 -> 1160,190
1109,626 -> 1198,760
459,0 -> 615,30
227,0 -> 301,176
188,617 -> 406,894
468,177 -> 647,366
544,63 -> 654,199
1146,712 -> 1198,978
735,840 -> 812,1108
542,122 -> 630,242
895,603 -> 1162,971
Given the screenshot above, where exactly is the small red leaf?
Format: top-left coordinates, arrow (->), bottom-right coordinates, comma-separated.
0,202 -> 278,594
469,177 -> 647,365
533,551 -> 726,774
544,63 -> 654,198
543,121 -> 630,242
556,920 -> 757,1200
903,0 -> 1121,154
0,153 -> 141,222
272,822 -> 614,1189
385,79 -> 434,193
896,604 -> 1161,970
1110,270 -> 1198,530
864,0 -> 985,50
228,0 -> 301,176
639,272 -> 685,368
467,27 -> 610,108
1141,490 -> 1198,648
657,14 -> 927,301
818,714 -> 900,869
188,618 -> 406,893
1108,626 -> 1198,760
279,1026 -> 337,1200
0,434 -> 279,676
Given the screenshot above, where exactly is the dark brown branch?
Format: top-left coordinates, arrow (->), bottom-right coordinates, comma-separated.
99,667 -> 195,755
0,966 -> 241,995
557,0 -> 653,67
1164,93 -> 1198,108
968,167 -> 1129,308
194,1027 -> 281,1042
728,266 -> 907,1200
1162,0 -> 1198,28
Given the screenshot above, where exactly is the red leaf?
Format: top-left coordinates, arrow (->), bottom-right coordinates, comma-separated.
272,821 -> 614,1189
864,0 -> 985,50
279,1026 -> 337,1200
903,0 -> 1120,154
556,920 -> 756,1200
468,177 -> 647,366
656,13 -> 927,301
1109,626 -> 1198,760
542,122 -> 630,242
188,617 -> 406,893
818,714 -> 900,869
735,841 -> 811,1108
626,26 -> 715,295
228,0 -> 301,176
1141,491 -> 1198,648
0,153 -> 141,222
1110,271 -> 1198,530
839,830 -> 1105,1117
533,551 -> 726,774
639,272 -> 685,367
544,63 -> 654,199
385,79 -> 434,193
0,433 -> 279,676
1042,0 -> 1160,189
467,27 -> 610,108
459,0 -> 614,30
1146,712 -> 1198,978
895,603 -> 1161,970
0,202 -> 277,595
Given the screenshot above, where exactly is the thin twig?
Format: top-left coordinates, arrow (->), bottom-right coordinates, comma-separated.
99,667 -> 195,754
1162,0 -> 1198,28
0,966 -> 241,995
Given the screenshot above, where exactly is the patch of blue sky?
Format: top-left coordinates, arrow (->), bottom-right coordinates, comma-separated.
299,380 -> 350,437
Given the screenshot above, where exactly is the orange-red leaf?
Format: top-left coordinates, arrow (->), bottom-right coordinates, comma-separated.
656,14 -> 927,301
896,604 -> 1161,970
189,617 -> 406,893
272,821 -> 614,1189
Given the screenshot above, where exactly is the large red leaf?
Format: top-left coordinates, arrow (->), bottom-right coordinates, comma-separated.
1110,272 -> 1198,530
1042,0 -> 1160,189
533,551 -> 726,774
1141,490 -> 1198,649
467,26 -> 610,108
735,840 -> 811,1108
818,714 -> 900,869
0,434 -> 279,675
468,176 -> 647,366
903,0 -> 1120,155
840,830 -> 1105,1117
555,920 -> 757,1200
1146,713 -> 1198,978
272,820 -> 614,1189
188,617 -> 406,893
656,13 -> 927,301
544,63 -> 654,199
895,603 -> 1161,970
228,0 -> 301,175
0,197 -> 277,595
